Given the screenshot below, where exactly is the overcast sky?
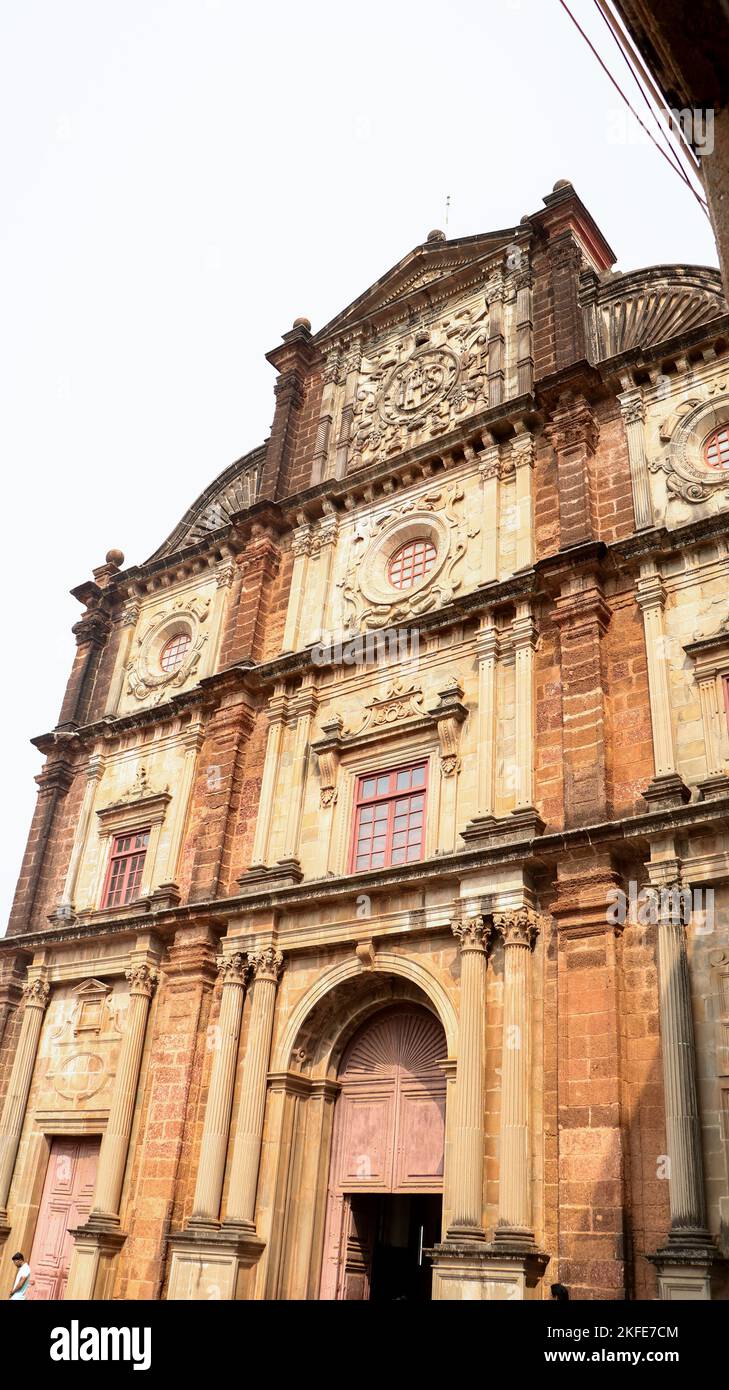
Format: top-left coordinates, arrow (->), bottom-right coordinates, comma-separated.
0,0 -> 718,929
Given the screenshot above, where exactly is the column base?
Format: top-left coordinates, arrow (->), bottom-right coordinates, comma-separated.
427,1238 -> 549,1301
237,860 -> 303,892
696,773 -> 729,802
461,808 -> 545,849
166,1225 -> 265,1300
648,1231 -> 720,1300
641,773 -> 691,810
66,1219 -> 127,1300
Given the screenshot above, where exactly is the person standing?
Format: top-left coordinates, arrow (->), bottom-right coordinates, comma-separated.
9,1253 -> 31,1300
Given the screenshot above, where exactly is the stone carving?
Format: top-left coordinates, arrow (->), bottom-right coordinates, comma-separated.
346,679 -> 426,736
48,979 -> 122,1042
651,395 -> 729,504
493,907 -> 541,948
337,482 -> 476,632
451,912 -> 491,951
126,964 -> 159,998
126,596 -> 211,704
248,946 -> 284,982
50,1051 -> 108,1103
22,979 -> 51,1010
219,952 -> 251,987
585,265 -> 725,360
349,295 -> 489,468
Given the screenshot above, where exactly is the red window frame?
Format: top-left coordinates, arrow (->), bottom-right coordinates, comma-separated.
704,426 -> 729,472
387,538 -> 437,590
349,762 -> 428,873
101,829 -> 150,909
160,631 -> 191,673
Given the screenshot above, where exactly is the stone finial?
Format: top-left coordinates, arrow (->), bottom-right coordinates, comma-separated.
292,316 -> 311,331
106,549 -> 125,567
552,178 -> 573,191
427,228 -> 446,242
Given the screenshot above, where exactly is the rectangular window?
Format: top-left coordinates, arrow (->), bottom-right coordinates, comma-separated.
350,762 -> 427,872
101,829 -> 150,908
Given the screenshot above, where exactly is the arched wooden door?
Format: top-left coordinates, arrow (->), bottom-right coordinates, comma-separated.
319,1006 -> 447,1299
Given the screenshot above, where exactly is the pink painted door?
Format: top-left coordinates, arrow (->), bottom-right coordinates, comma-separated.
29,1137 -> 100,1300
320,1007 -> 446,1299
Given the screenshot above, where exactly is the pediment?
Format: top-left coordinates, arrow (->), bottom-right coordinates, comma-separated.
316,227 -> 525,342
587,264 -> 726,361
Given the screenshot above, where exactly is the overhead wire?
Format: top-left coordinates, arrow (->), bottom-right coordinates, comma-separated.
556,0 -> 710,218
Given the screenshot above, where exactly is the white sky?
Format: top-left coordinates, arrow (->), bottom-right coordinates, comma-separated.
0,0 -> 718,929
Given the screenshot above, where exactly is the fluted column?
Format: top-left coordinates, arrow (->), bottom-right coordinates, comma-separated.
656,890 -> 709,1238
190,953 -> 250,1226
89,963 -> 158,1223
224,946 -> 284,1229
447,913 -> 490,1240
493,908 -> 539,1246
0,977 -> 50,1220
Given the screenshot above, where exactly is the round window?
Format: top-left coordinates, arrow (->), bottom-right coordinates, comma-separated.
159,632 -> 192,673
703,426 -> 729,472
387,538 -> 437,590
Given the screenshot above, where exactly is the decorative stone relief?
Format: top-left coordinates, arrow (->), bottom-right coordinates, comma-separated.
125,595 -> 211,704
345,679 -> 426,736
650,391 -> 729,504
348,294 -> 489,468
337,482 -> 477,632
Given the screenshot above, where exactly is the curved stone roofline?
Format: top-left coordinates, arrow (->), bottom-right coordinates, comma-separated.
145,443 -> 265,564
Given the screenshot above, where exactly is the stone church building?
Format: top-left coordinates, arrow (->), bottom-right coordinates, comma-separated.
2,181 -> 729,1302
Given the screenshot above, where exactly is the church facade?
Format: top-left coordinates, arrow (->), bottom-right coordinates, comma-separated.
2,180 -> 729,1301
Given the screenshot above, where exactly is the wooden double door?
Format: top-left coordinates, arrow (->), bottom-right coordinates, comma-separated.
320,1006 -> 447,1300
29,1136 -> 100,1300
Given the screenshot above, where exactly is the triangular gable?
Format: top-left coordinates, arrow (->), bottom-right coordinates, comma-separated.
316,227 -> 525,342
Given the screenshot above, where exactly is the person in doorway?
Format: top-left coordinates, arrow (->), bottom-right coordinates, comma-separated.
9,1253 -> 31,1300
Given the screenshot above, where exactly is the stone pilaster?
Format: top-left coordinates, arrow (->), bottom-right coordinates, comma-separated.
281,678 -> 318,868
512,433 -> 536,572
281,524 -> 312,653
104,598 -> 140,716
618,388 -> 653,530
223,946 -> 284,1230
478,443 -> 501,584
636,563 -> 690,809
246,684 -> 288,873
0,976 -> 50,1229
53,752 -> 105,920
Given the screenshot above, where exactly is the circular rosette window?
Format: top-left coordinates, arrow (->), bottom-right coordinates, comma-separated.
359,514 -> 448,612
660,396 -> 729,502
127,601 -> 210,702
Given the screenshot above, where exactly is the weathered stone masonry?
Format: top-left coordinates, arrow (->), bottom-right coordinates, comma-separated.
1,180 -> 729,1301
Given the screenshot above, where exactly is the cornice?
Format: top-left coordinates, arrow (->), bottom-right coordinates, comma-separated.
5,793 -> 728,958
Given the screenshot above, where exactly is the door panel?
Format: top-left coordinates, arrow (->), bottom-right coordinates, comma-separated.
29,1136 -> 100,1300
394,1083 -> 446,1190
336,1090 -> 396,1190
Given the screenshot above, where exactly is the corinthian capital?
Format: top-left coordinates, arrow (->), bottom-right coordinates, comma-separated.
125,963 -> 159,998
493,907 -> 541,949
248,946 -> 284,982
219,951 -> 251,987
22,978 -> 51,1010
452,913 -> 492,953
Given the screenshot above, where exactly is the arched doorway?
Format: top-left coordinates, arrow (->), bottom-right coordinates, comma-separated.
319,1005 -> 447,1301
